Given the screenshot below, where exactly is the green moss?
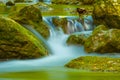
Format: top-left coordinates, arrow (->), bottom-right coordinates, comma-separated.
0,16 -> 48,60
84,25 -> 120,53
92,1 -> 120,29
52,17 -> 68,33
67,34 -> 87,45
9,5 -> 50,39
65,56 -> 120,72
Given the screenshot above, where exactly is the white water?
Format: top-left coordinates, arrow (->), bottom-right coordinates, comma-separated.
0,16 -> 119,73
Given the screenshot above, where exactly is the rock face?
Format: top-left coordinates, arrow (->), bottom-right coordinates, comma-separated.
52,0 -> 81,5
65,56 -> 120,72
9,5 -> 50,39
82,0 -> 94,5
52,17 -> 68,33
0,16 -> 48,60
66,32 -> 91,45
84,25 -> 120,53
93,0 -> 120,29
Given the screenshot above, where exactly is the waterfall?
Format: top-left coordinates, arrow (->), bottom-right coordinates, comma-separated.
23,24 -> 52,54
0,16 -> 117,73
43,0 -> 51,4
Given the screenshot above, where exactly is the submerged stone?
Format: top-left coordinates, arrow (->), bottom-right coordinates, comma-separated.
84,25 -> 120,53
65,56 -> 120,72
0,16 -> 48,61
9,5 -> 50,39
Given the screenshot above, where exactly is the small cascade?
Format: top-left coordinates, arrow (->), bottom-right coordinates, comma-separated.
47,16 -> 94,34
32,0 -> 39,4
84,15 -> 94,30
0,16 -> 119,73
66,16 -> 94,33
23,24 -> 52,54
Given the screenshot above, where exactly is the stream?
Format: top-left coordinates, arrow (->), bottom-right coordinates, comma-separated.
0,16 -> 120,80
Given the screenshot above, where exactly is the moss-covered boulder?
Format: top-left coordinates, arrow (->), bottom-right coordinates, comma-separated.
82,0 -> 95,5
65,56 -> 120,72
0,16 -> 48,61
14,0 -> 25,3
84,25 -> 120,53
66,32 -> 91,45
52,17 -> 68,33
52,0 -> 81,5
9,5 -> 50,39
93,0 -> 120,29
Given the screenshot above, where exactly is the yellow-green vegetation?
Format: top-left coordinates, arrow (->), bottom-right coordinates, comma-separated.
65,56 -> 120,72
66,33 -> 89,45
84,25 -> 120,53
52,0 -> 94,5
93,0 -> 120,29
9,5 -> 50,38
0,16 -> 48,60
52,0 -> 81,5
0,69 -> 120,80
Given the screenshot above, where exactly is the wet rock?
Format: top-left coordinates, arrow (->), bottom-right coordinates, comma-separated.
52,17 -> 68,33
6,1 -> 15,6
84,25 -> 120,53
65,56 -> 120,72
9,5 -> 50,39
66,32 -> 92,45
35,2 -> 53,11
0,16 -> 48,61
93,0 -> 120,29
14,0 -> 25,3
52,0 -> 81,5
82,0 -> 95,5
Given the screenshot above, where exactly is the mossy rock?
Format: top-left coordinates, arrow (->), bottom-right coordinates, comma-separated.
0,16 -> 48,61
14,0 -> 25,3
65,56 -> 120,72
92,1 -> 120,29
66,32 -> 91,45
52,0 -> 81,5
82,0 -> 95,5
84,25 -> 120,53
9,5 -> 50,39
52,17 -> 68,33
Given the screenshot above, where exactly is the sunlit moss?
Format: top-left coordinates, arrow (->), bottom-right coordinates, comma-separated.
84,24 -> 120,53
0,16 -> 48,60
65,56 -> 120,72
9,5 -> 50,39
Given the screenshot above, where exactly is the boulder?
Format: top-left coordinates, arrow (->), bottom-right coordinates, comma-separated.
93,0 -> 120,29
9,5 -> 50,39
0,16 -> 48,61
84,25 -> 120,53
52,17 -> 68,33
52,0 -> 81,5
82,0 -> 95,5
65,56 -> 120,72
66,31 -> 92,45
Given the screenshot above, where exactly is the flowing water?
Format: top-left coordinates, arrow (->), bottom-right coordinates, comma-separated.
0,16 -> 120,80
